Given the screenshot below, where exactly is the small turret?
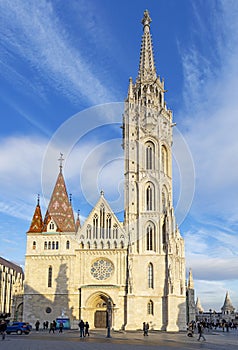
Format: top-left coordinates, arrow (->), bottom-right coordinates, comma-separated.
195,297 -> 204,314
75,210 -> 81,231
27,195 -> 43,233
188,268 -> 194,289
221,291 -> 235,315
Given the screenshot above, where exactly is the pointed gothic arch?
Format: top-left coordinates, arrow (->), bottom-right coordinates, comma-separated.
146,221 -> 156,251
161,145 -> 168,175
147,300 -> 154,315
145,141 -> 155,170
100,205 -> 105,239
148,263 -> 154,288
145,182 -> 155,211
93,214 -> 98,239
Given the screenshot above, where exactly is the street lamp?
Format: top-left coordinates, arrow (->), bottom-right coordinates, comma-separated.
106,298 -> 112,338
105,298 -> 116,338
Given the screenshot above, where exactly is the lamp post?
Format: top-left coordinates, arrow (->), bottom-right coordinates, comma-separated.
106,298 -> 112,338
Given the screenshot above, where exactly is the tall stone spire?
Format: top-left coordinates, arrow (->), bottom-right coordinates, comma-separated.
137,9 -> 157,82
27,194 -> 43,233
195,297 -> 204,314
43,156 -> 75,232
221,291 -> 235,314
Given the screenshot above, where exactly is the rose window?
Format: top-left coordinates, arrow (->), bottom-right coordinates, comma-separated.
90,259 -> 114,280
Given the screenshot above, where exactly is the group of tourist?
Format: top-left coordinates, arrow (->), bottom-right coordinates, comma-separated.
78,320 -> 90,337
187,319 -> 238,341
35,319 -> 64,333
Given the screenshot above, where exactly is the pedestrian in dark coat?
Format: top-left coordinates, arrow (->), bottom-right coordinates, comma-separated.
143,322 -> 149,336
78,320 -> 85,337
59,321 -> 64,333
85,321 -> 90,336
197,322 -> 206,341
0,320 -> 7,340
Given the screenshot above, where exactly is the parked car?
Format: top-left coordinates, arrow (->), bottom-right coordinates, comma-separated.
6,322 -> 32,335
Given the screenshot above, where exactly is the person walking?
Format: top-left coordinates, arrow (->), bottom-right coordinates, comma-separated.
143,322 -> 149,336
49,321 -> 55,333
78,319 -> 85,337
197,322 -> 206,341
59,321 -> 64,333
0,320 -> 7,340
84,321 -> 90,336
35,320 -> 40,332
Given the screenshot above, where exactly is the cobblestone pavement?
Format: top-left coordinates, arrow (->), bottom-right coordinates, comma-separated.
0,329 -> 237,350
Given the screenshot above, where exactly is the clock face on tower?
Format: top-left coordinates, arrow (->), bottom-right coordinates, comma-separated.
90,259 -> 114,280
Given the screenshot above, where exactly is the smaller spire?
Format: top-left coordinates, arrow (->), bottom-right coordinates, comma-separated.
128,77 -> 134,99
28,196 -> 43,233
221,291 -> 235,314
188,268 -> 194,289
196,297 -> 204,314
58,153 -> 64,173
37,193 -> 40,206
75,209 -> 81,231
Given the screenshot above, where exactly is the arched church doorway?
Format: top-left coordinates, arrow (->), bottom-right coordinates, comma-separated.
85,292 -> 113,329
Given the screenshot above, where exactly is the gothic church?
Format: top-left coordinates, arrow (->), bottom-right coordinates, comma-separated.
23,10 -> 186,331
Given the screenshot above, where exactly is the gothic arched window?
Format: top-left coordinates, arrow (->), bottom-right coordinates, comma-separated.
100,205 -> 105,239
146,183 -> 155,211
146,142 -> 154,170
147,300 -> 154,315
161,145 -> 168,175
86,225 -> 92,240
93,214 -> 98,239
148,263 -> 154,288
52,241 -> 55,250
106,214 -> 112,239
113,224 -> 118,239
146,223 -> 155,251
32,241 -> 36,250
48,266 -> 52,288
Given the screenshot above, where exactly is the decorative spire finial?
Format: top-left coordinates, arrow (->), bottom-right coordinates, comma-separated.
69,193 -> 72,204
37,194 -> 40,206
100,190 -> 104,197
142,9 -> 152,30
58,153 -> 64,173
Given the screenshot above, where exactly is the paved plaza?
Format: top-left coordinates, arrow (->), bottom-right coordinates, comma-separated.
0,328 -> 237,350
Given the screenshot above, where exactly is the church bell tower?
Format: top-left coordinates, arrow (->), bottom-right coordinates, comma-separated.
123,10 -> 186,331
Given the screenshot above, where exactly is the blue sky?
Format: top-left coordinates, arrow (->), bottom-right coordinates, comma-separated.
1,0 -> 238,312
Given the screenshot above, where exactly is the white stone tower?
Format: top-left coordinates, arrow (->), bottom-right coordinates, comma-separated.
123,10 -> 186,331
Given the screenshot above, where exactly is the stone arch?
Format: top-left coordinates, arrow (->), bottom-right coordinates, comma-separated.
84,292 -> 115,329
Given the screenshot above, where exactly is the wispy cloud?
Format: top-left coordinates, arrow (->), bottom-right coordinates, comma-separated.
0,0 -> 118,107
179,0 -> 238,308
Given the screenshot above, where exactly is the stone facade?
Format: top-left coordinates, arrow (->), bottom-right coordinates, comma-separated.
23,10 -> 186,331
0,257 -> 24,320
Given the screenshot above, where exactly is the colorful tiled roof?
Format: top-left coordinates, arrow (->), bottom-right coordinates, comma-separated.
27,198 -> 43,233
43,171 -> 75,232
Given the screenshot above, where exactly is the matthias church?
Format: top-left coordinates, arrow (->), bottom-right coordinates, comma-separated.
23,10 -> 187,331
